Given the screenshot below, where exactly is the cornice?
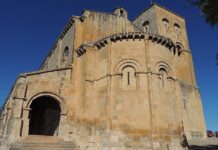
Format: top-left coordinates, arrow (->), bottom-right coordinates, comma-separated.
76,32 -> 181,57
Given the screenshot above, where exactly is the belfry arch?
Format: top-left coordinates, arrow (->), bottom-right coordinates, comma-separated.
27,93 -> 66,136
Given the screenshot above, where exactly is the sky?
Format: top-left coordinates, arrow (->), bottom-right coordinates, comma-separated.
0,0 -> 217,131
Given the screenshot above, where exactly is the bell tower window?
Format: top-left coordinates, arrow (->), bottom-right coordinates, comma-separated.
162,18 -> 169,34
174,23 -> 180,38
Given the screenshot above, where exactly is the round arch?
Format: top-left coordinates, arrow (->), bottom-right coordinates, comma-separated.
114,59 -> 143,74
26,92 -> 67,115
155,61 -> 172,76
26,93 -> 67,136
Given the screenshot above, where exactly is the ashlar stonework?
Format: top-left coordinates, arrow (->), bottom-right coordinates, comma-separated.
0,3 -> 207,150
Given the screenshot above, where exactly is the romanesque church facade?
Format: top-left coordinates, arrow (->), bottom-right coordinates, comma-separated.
0,3 -> 206,150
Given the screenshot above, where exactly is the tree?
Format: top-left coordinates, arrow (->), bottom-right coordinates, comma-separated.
189,0 -> 218,29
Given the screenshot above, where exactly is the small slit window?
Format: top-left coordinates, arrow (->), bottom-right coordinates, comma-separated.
183,98 -> 187,110
122,66 -> 136,88
61,46 -> 69,67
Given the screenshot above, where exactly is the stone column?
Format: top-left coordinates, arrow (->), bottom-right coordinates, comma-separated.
21,108 -> 31,138
144,38 -> 154,149
3,107 -> 12,136
7,98 -> 24,142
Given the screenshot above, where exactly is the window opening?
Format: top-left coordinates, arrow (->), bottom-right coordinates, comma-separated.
127,72 -> 130,85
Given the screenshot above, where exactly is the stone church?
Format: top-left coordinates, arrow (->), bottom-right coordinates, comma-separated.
0,3 -> 206,150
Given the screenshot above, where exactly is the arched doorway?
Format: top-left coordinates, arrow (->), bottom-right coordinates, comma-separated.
28,96 -> 61,136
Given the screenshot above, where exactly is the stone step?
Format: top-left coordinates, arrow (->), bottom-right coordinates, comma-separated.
23,135 -> 61,143
11,142 -> 77,147
9,136 -> 80,150
10,147 -> 78,150
10,143 -> 80,150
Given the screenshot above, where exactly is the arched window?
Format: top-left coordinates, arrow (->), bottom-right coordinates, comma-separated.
176,43 -> 184,56
120,9 -> 124,17
115,59 -> 142,90
114,8 -> 127,18
155,62 -> 171,88
142,21 -> 150,32
61,46 -> 69,67
122,66 -> 136,88
174,23 -> 180,38
159,67 -> 168,87
159,67 -> 168,76
176,43 -> 183,51
162,18 -> 169,34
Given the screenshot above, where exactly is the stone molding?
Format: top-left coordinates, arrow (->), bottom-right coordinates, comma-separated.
26,92 -> 67,115
76,32 -> 181,57
20,66 -> 72,77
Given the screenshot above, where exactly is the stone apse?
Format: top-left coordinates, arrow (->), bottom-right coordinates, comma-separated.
0,3 -> 206,150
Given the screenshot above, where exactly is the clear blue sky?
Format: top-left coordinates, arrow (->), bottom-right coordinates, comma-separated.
0,0 -> 217,131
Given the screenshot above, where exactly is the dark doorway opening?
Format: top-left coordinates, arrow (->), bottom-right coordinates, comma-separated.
29,96 -> 61,136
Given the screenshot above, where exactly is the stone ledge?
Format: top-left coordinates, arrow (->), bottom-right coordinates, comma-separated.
76,32 -> 183,57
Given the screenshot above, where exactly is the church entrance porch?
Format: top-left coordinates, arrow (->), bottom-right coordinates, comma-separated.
28,96 -> 61,136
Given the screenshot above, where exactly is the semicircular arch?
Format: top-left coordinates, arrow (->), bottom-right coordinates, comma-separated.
26,92 -> 67,115
114,59 -> 143,74
155,61 -> 172,76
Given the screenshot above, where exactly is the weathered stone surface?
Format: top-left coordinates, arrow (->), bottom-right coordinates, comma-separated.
0,3 -> 206,150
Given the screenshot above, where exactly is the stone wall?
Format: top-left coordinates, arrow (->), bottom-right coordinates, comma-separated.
0,3 -> 206,150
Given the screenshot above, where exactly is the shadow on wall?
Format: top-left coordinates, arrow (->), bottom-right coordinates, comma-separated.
190,145 -> 218,150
